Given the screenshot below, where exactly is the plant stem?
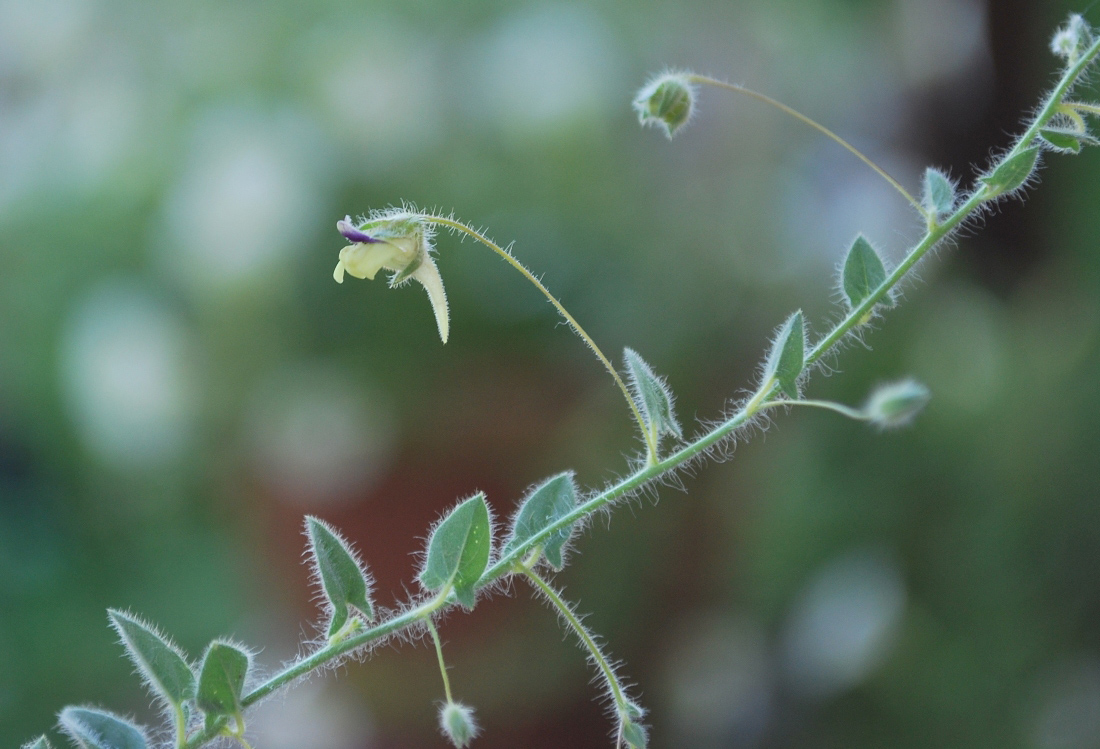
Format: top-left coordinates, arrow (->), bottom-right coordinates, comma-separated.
758,398 -> 868,421
425,618 -> 453,704
422,215 -> 658,461
182,37 -> 1100,749
173,705 -> 186,749
1058,102 -> 1088,130
518,565 -> 629,712
1067,100 -> 1100,115
688,75 -> 928,217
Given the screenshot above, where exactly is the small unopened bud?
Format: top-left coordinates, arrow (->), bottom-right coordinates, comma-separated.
619,700 -> 648,748
438,702 -> 479,748
1051,14 -> 1093,62
633,72 -> 697,138
862,379 -> 930,429
620,718 -> 648,749
623,698 -> 646,722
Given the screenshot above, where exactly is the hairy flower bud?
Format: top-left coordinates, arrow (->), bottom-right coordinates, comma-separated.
633,72 -> 697,138
863,379 -> 930,429
1051,14 -> 1093,62
438,702 -> 479,748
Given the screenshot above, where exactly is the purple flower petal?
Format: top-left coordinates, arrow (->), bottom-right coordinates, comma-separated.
337,217 -> 381,243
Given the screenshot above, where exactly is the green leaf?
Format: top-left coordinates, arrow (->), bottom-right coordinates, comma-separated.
842,235 -> 889,310
622,720 -> 648,749
58,707 -> 147,749
921,167 -> 956,218
1038,125 -> 1100,151
22,736 -> 53,749
305,517 -> 375,638
108,610 -> 195,709
1039,127 -> 1084,153
980,146 -> 1040,197
764,311 -> 805,399
623,348 -> 682,440
196,641 -> 250,719
419,493 -> 493,608
503,472 -> 577,570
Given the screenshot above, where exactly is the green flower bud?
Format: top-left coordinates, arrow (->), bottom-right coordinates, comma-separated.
863,379 -> 930,429
620,700 -> 648,747
633,72 -> 697,138
621,718 -> 648,748
438,701 -> 479,748
1051,14 -> 1093,63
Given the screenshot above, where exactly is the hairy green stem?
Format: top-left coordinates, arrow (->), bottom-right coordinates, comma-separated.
808,34 -> 1100,364
519,565 -> 629,710
182,590 -> 452,748
423,215 -> 658,461
180,36 -> 1100,749
758,398 -> 868,421
173,705 -> 186,749
519,565 -> 632,748
687,75 -> 928,217
1067,100 -> 1100,116
425,618 -> 454,704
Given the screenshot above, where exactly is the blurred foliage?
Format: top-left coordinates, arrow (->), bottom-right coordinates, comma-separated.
3,0 -> 1100,747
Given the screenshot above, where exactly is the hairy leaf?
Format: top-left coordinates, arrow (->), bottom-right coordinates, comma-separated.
22,737 -> 53,749
196,642 -> 250,719
623,348 -> 682,440
764,311 -> 805,398
1039,127 -> 1087,153
980,146 -> 1040,197
108,610 -> 195,709
305,517 -> 375,638
1040,128 -> 1082,153
921,167 -> 956,218
58,708 -> 147,749
842,235 -> 889,310
420,494 -> 492,608
504,473 -> 578,570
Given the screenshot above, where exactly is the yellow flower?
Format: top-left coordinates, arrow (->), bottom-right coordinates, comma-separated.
334,214 -> 450,343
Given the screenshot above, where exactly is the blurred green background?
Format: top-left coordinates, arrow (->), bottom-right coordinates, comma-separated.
3,0 -> 1100,747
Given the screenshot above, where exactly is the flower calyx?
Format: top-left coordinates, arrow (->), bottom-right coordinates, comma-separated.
633,71 -> 697,138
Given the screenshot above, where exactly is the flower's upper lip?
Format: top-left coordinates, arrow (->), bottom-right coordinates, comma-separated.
337,216 -> 382,244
